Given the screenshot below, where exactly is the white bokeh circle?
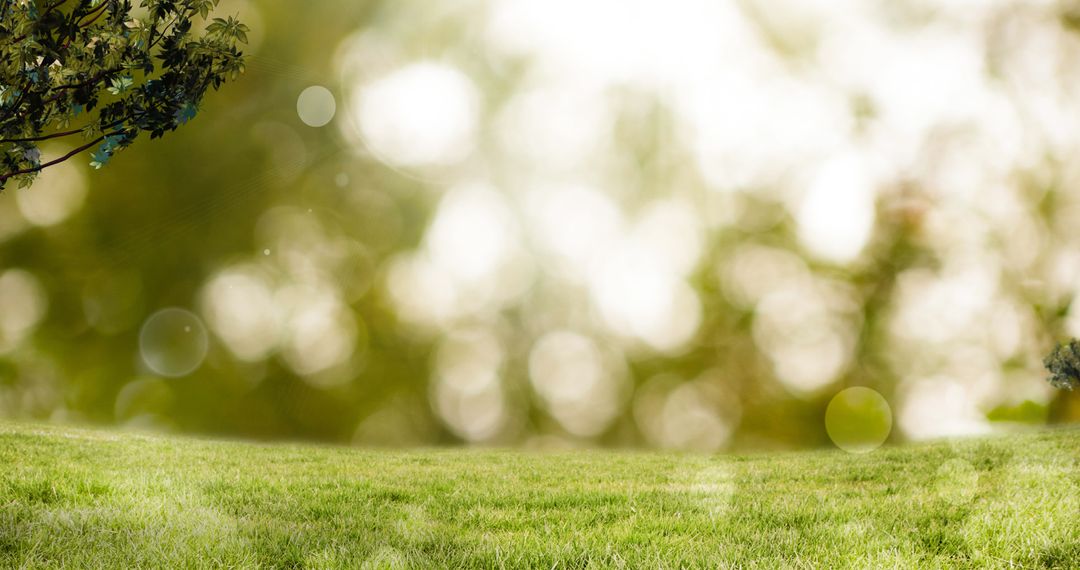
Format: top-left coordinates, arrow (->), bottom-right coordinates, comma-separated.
297,85 -> 337,127
139,308 -> 210,377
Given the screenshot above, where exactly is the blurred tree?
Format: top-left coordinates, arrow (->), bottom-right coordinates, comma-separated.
1043,340 -> 1080,391
0,0 -> 247,190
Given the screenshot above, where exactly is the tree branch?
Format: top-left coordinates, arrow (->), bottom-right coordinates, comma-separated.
50,66 -> 124,92
0,132 -> 108,184
59,1 -> 110,50
0,64 -> 125,123
38,0 -> 70,21
10,0 -> 70,42
0,126 -> 86,143
1,112 -> 135,144
149,8 -> 190,50
78,1 -> 109,28
1,61 -> 124,131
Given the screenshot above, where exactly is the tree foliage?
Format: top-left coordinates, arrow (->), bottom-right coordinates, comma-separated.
1043,339 -> 1080,390
0,0 -> 247,190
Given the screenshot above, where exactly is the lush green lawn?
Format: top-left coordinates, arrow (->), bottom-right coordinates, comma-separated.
0,421 -> 1077,569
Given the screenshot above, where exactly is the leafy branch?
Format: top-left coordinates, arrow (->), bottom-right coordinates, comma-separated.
0,132 -> 112,185
1044,339 -> 1080,390
0,0 -> 249,190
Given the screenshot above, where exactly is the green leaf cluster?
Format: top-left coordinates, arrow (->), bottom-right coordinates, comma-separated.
1042,339 -> 1080,390
0,0 -> 247,189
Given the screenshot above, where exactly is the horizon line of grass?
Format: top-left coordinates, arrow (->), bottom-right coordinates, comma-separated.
2,421 -> 1077,568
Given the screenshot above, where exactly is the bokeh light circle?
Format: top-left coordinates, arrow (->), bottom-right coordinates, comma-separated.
528,330 -> 625,437
138,308 -> 209,377
15,159 -> 86,227
351,61 -> 480,168
824,387 -> 892,453
0,269 -> 48,348
296,85 -> 337,127
114,377 -> 174,422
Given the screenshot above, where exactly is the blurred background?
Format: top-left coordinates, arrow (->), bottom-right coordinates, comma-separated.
1,0 -> 1079,451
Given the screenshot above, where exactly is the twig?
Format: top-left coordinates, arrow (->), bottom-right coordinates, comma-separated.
0,132 -> 108,184
0,126 -> 85,143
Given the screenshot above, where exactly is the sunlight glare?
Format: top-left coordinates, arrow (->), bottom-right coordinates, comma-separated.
353,62 -> 480,167
795,152 -> 877,264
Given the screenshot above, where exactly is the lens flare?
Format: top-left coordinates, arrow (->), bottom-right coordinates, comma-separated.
138,308 -> 209,378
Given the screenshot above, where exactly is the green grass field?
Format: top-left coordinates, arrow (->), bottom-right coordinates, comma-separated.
1,421 -> 1077,569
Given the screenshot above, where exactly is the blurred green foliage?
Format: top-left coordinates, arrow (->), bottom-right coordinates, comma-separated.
0,0 -> 1078,449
